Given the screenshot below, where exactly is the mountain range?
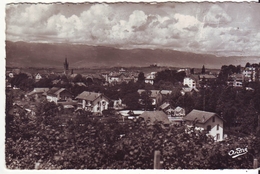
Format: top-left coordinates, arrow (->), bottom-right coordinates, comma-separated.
5,41 -> 260,69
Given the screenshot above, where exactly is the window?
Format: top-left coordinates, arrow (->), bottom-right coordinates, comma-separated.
207,125 -> 211,132
212,116 -> 215,122
217,124 -> 219,130
216,134 -> 220,140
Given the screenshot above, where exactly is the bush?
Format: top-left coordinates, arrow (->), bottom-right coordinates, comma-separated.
5,109 -> 260,169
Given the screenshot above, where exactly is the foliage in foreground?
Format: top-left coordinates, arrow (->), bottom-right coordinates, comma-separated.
5,107 -> 260,169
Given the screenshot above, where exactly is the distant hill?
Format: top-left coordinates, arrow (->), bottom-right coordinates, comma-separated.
5,41 -> 260,69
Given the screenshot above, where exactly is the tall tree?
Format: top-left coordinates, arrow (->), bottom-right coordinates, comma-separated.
122,92 -> 140,110
140,90 -> 153,111
73,74 -> 84,82
190,68 -> 194,74
137,72 -> 145,83
245,62 -> 251,67
236,65 -> 241,74
10,73 -> 28,88
240,100 -> 258,135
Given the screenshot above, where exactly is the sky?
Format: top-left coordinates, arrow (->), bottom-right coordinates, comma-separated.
5,2 -> 260,57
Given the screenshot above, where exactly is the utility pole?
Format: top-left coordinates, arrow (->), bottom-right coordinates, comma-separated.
203,86 -> 206,111
257,114 -> 260,133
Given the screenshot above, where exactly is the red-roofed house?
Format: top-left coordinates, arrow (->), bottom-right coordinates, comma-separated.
75,91 -> 109,114
184,109 -> 224,141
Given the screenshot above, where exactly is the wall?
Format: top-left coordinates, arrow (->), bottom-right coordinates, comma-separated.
92,98 -> 109,113
199,116 -> 223,141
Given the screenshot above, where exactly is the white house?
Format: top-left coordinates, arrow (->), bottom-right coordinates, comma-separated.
183,75 -> 199,89
75,91 -> 109,114
145,72 -> 156,85
183,77 -> 196,89
184,109 -> 224,141
35,73 -> 43,81
112,98 -> 124,109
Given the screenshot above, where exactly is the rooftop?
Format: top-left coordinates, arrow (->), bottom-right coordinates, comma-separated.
139,111 -> 170,125
159,102 -> 170,110
199,74 -> 217,79
184,109 -> 219,124
47,87 -> 67,96
76,91 -> 109,101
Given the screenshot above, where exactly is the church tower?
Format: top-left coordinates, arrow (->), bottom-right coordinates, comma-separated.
64,58 -> 69,75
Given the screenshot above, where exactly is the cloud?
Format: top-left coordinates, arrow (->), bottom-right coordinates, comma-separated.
203,5 -> 232,28
5,3 -> 260,56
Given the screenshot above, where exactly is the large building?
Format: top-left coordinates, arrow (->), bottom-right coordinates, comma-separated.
242,66 -> 259,82
183,75 -> 199,89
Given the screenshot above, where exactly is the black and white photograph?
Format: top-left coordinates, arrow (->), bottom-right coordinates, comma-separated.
4,0 -> 260,171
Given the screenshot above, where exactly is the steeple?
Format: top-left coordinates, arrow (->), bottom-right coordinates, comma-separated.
64,57 -> 69,75
64,58 -> 69,71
